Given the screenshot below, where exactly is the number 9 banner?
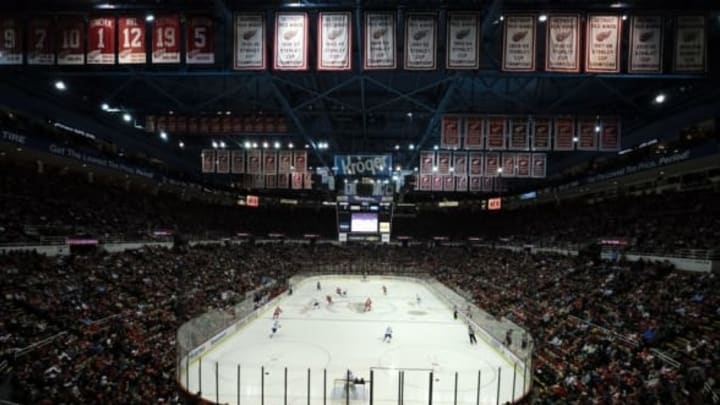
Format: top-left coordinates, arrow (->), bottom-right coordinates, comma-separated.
0,18 -> 23,65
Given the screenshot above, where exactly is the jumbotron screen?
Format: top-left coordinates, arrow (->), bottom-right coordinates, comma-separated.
351,213 -> 378,233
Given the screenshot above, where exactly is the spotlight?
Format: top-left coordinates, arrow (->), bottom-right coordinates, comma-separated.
160,131 -> 168,140
262,142 -> 269,149
622,15 -> 628,21
274,141 -> 281,149
394,144 -> 400,150
122,113 -> 132,122
288,142 -> 294,149
408,144 -> 414,150
178,141 -> 185,149
219,141 -> 226,148
145,14 -> 154,22
654,93 -> 666,104
499,15 -> 504,21
538,14 -> 547,22
101,103 -> 110,111
433,145 -> 439,150
212,141 -> 218,149
572,136 -> 579,142
396,165 -> 402,171
497,167 -> 504,173
406,112 -> 413,118
432,166 -> 438,172
595,125 -> 601,133
244,141 -> 252,149
252,142 -> 258,148
54,80 -> 66,91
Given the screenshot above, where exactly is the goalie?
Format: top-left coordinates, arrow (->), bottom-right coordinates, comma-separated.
364,297 -> 372,312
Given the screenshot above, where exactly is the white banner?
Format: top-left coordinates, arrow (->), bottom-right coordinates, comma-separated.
585,15 -> 621,73
674,16 -> 706,72
274,12 -> 308,71
404,14 -> 437,70
234,14 -> 266,70
545,14 -> 580,72
446,13 -> 479,69
318,12 -> 351,71
629,16 -> 663,73
364,13 -> 396,70
502,15 -> 536,72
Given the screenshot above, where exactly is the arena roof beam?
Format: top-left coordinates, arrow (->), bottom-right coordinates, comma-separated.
292,76 -> 360,111
272,76 -> 361,113
364,76 -> 441,113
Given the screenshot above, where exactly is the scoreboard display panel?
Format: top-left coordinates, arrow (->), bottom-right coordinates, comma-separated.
336,197 -> 393,242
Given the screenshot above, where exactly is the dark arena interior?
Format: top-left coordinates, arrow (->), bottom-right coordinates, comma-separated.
1,0 -> 719,404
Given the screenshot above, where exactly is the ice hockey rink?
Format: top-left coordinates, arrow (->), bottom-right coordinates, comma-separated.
180,276 -> 529,404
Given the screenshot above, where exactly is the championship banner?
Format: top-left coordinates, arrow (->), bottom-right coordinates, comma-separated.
247,150 -> 262,174
231,150 -> 245,174
303,172 -> 312,190
485,117 -> 507,150
531,153 -> 547,178
629,16 -> 663,73
453,152 -> 468,175
265,174 -> 277,189
464,116 -> 484,150
216,150 -> 230,174
278,150 -> 293,173
291,172 -> 303,189
455,176 -> 468,192
442,175 -> 455,192
419,174 -> 432,191
502,15 -> 536,72
674,16 -> 706,73
516,153 -> 531,177
277,173 -> 289,189
0,18 -> 22,65
485,152 -> 500,176
446,13 -> 480,69
577,118 -> 598,151
509,118 -> 530,150
253,175 -> 265,189
585,15 -> 621,73
364,12 -> 396,70
201,149 -> 215,173
469,176 -> 481,192
501,153 -> 516,177
599,116 -> 621,151
263,150 -> 277,175
481,177 -> 494,192
318,12 -> 351,71
553,116 -> 575,151
187,117 -> 198,133
28,19 -> 54,65
186,16 -> 214,64
152,15 -> 181,63
437,151 -> 451,175
293,150 -> 308,172
234,14 -> 266,70
420,151 -> 435,174
57,18 -> 85,65
546,14 -> 580,72
441,115 -> 462,149
532,117 -> 552,150
118,17 -> 146,64
469,152 -> 483,176
274,12 -> 309,71
432,175 -> 443,191
404,14 -> 437,70
87,17 -> 115,64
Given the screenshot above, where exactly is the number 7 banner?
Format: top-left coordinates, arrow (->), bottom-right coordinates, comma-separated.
186,16 -> 214,64
28,18 -> 54,65
152,15 -> 180,64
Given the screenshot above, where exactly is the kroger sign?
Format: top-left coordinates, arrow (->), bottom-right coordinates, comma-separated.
334,155 -> 392,176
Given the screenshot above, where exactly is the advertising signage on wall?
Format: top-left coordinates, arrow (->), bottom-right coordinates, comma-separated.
334,154 -> 392,176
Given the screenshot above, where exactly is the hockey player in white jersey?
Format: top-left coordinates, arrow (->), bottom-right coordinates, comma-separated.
383,326 -> 393,343
269,319 -> 281,338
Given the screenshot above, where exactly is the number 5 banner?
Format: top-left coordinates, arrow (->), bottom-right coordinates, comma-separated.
186,16 -> 214,64
152,15 -> 180,63
119,16 -> 146,64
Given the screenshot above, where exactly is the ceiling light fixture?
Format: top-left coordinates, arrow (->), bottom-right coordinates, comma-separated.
145,14 -> 155,22
538,14 -> 548,22
122,113 -> 132,122
54,80 -> 66,91
654,93 -> 666,104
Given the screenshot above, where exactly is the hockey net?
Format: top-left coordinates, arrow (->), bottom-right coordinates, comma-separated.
330,378 -> 368,403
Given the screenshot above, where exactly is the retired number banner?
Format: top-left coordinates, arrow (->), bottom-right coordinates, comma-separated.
201,149 -> 215,173
441,116 -> 461,149
464,116 -> 484,150
432,175 -> 443,192
28,19 -> 54,65
443,176 -> 454,192
509,118 -> 530,150
57,18 -> 85,65
318,12 -> 351,71
502,15 -> 536,71
629,16 -> 663,73
546,14 -> 580,72
0,18 -> 22,64
118,17 -> 146,64
87,17 -> 115,64
186,16 -> 214,64
532,117 -> 552,150
419,151 -> 434,174
453,152 -> 468,176
364,13 -> 396,70
531,154 -> 547,178
446,13 -> 479,69
234,14 -> 266,70
577,118 -> 598,151
274,12 -> 309,71
553,117 -> 575,151
599,116 -> 621,151
516,153 -> 531,177
152,15 -> 181,63
585,15 -> 621,73
485,117 -> 506,150
277,173 -> 289,189
674,16 -> 706,73
404,14 -> 437,70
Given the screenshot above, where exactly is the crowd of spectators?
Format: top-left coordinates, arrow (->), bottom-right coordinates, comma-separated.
1,244 -> 717,404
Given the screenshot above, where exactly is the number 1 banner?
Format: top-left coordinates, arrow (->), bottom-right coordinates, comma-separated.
152,15 -> 180,63
87,17 -> 115,64
57,17 -> 85,65
118,17 -> 146,64
186,16 -> 214,64
318,12 -> 351,71
0,18 -> 23,65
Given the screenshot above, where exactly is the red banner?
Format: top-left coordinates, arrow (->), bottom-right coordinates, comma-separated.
152,15 -> 181,63
452,152 -> 467,176
585,15 -> 622,73
455,176 -> 468,192
577,118 -> 598,151
599,116 -> 621,151
28,19 -> 53,65
277,173 -> 289,189
509,118 -> 530,150
442,175 -> 454,192
201,149 -> 215,173
441,116 -> 462,149
216,150 -> 230,174
231,150 -> 245,174
404,14 -> 437,70
293,151 -> 307,173
628,16 -> 663,73
674,16 -> 706,73
274,12 -> 309,71
118,17 -> 146,64
464,116 -> 484,150
485,117 -> 506,150
437,151 -> 451,175
516,153 -> 531,177
469,152 -> 483,176
469,176 -> 481,192
446,13 -> 480,69
502,15 -> 536,72
247,150 -> 262,174
532,117 -> 552,151
88,17 -> 116,64
501,153 -> 516,177
364,12 -> 396,70
291,172 -> 303,189
432,175 -> 443,191
485,152 -> 500,177
186,16 -> 214,64
234,14 -> 266,70
420,151 -> 435,174
531,153 -> 547,178
318,12 -> 351,71
0,18 -> 22,65
278,150 -> 293,173
263,150 -> 277,175
553,117 -> 575,151
57,18 -> 85,65
545,14 -> 581,72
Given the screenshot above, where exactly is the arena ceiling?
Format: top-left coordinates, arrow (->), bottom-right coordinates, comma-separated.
0,0 -> 719,182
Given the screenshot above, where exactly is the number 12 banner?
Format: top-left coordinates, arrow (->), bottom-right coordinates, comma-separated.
118,17 -> 146,64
